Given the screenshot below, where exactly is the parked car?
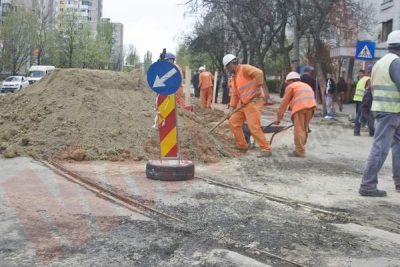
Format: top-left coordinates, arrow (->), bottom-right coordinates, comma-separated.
27,65 -> 55,84
1,76 -> 30,93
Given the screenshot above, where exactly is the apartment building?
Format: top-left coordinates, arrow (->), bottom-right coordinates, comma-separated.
55,0 -> 102,30
377,0 -> 400,48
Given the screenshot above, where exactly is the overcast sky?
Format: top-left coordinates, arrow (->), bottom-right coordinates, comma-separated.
103,0 -> 196,62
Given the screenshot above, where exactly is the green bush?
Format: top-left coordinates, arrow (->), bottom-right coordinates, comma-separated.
265,79 -> 280,93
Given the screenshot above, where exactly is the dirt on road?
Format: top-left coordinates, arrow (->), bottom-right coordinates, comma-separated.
0,69 -> 240,163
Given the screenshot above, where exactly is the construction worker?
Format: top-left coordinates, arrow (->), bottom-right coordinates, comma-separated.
198,66 -> 214,108
354,65 -> 375,136
353,68 -> 370,136
359,30 -> 400,197
223,54 -> 272,157
359,65 -> 374,125
165,52 -> 184,107
273,72 -> 317,157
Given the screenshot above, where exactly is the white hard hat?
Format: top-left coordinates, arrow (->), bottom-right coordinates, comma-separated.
198,66 -> 205,71
387,30 -> 400,46
223,54 -> 237,67
286,71 -> 301,81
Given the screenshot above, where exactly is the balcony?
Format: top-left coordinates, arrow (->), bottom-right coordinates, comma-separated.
381,0 -> 394,10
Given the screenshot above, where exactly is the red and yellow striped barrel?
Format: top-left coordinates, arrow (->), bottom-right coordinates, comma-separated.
157,94 -> 178,158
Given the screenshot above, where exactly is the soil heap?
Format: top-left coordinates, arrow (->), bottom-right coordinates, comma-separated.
0,69 -> 240,163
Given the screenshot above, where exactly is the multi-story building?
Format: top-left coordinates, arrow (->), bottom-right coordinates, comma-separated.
111,21 -> 124,71
377,0 -> 400,48
101,18 -> 124,71
55,0 -> 102,30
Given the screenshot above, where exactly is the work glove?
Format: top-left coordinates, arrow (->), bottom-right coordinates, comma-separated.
273,119 -> 280,125
254,86 -> 262,98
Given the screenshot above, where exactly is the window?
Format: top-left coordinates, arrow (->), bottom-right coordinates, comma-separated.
381,19 -> 393,42
382,0 -> 393,4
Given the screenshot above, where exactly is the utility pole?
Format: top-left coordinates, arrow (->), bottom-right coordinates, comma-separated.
293,0 -> 300,72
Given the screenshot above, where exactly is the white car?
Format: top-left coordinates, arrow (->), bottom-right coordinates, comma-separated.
1,76 -> 30,93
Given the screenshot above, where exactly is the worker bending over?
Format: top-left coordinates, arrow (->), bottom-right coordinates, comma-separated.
223,54 -> 272,157
274,72 -> 317,157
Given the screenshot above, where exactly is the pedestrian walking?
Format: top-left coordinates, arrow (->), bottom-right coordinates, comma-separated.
198,66 -> 214,108
223,54 -> 272,157
336,77 -> 347,112
358,30 -> 400,197
324,73 -> 336,118
273,72 -> 317,157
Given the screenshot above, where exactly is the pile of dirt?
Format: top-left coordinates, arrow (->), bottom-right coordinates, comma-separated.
0,68 -> 241,163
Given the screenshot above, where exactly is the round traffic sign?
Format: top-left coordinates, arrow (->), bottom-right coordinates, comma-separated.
146,61 -> 182,95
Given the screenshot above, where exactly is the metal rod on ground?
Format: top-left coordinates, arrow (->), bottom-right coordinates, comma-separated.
211,70 -> 218,109
45,160 -> 183,222
208,102 -> 248,133
184,66 -> 191,106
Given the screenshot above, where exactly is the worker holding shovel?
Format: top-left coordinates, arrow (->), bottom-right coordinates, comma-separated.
223,54 -> 272,157
273,72 -> 317,157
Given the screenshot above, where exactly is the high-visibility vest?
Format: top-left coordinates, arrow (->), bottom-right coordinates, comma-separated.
199,71 -> 214,89
353,76 -> 370,102
288,81 -> 317,115
371,53 -> 400,113
232,64 -> 264,104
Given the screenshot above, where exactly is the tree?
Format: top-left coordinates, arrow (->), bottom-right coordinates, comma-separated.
0,8 -> 38,75
125,44 -> 140,66
143,51 -> 152,73
96,20 -> 113,69
29,0 -> 57,65
56,11 -> 81,68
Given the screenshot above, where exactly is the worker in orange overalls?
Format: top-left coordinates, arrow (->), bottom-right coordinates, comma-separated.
198,66 -> 214,108
223,54 -> 272,157
165,52 -> 184,107
273,72 -> 317,157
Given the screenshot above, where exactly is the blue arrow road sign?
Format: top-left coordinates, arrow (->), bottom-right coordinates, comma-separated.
355,40 -> 375,60
147,61 -> 182,95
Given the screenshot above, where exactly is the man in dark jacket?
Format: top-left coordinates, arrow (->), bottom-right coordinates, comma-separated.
336,77 -> 347,112
192,71 -> 200,98
356,64 -> 375,137
359,64 -> 375,136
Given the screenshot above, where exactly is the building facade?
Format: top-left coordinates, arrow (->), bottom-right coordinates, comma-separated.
55,0 -> 102,30
377,0 -> 400,47
111,22 -> 124,71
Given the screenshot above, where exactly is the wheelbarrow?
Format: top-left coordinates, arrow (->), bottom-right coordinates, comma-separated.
242,122 -> 294,148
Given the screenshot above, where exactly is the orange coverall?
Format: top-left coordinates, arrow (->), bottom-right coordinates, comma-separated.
277,81 -> 317,156
175,63 -> 184,107
229,64 -> 271,152
198,71 -> 214,108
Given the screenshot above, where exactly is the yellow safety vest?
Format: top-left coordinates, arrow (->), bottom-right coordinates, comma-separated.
353,76 -> 370,102
371,53 -> 400,113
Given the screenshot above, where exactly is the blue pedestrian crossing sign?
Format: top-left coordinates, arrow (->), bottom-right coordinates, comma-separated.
355,41 -> 375,60
146,61 -> 182,95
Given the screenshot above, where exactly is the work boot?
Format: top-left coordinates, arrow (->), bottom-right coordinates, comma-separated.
358,188 -> 387,197
257,151 -> 272,158
233,146 -> 248,152
288,151 -> 305,157
354,132 -> 360,136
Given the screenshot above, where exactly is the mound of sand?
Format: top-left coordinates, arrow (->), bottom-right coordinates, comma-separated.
0,68 -> 241,163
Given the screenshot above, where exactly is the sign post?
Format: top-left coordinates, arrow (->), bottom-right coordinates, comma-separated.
145,60 -> 194,181
147,61 -> 181,159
